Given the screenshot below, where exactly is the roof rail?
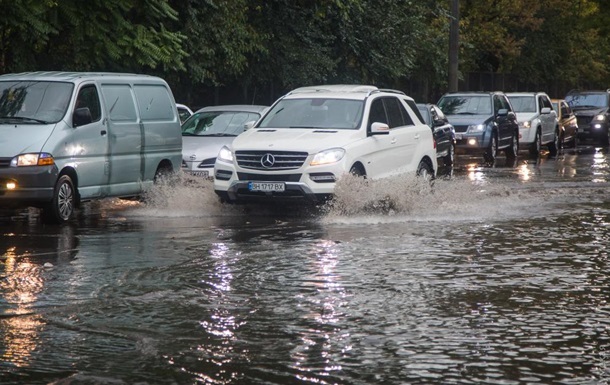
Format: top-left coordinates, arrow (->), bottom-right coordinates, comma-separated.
373,88 -> 407,96
287,84 -> 378,95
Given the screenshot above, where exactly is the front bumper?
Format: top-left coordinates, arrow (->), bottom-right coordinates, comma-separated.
0,165 -> 58,208
213,160 -> 339,203
454,131 -> 491,154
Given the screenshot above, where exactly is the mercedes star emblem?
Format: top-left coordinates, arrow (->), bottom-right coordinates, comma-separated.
261,153 -> 275,168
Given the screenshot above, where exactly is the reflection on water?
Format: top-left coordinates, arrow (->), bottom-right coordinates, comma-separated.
1,151 -> 610,384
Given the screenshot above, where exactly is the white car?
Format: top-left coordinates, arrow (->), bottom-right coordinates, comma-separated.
506,92 -> 559,157
176,103 -> 194,123
213,85 -> 437,203
181,105 -> 268,179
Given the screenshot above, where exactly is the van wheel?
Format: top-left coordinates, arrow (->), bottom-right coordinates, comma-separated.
153,165 -> 176,185
42,175 -> 76,224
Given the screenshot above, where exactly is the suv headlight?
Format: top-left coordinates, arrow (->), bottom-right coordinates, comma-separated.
466,124 -> 485,133
593,114 -> 606,122
519,121 -> 531,129
217,146 -> 234,163
10,153 -> 55,167
311,148 -> 345,166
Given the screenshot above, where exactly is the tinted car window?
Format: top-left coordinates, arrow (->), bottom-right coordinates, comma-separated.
182,111 -> 261,136
508,96 -> 536,113
76,85 -> 102,122
438,95 -> 492,115
369,98 -> 388,128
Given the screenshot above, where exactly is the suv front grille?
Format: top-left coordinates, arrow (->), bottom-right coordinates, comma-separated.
0,158 -> 11,168
576,116 -> 592,126
453,125 -> 468,133
236,151 -> 308,171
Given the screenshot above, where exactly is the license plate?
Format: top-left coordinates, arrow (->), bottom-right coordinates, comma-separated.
455,133 -> 463,140
248,181 -> 285,192
190,171 -> 209,178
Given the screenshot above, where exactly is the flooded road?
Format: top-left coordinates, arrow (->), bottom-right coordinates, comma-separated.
1,145 -> 610,385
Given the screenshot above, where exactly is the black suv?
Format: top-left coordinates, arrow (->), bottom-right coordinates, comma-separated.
565,89 -> 610,145
437,91 -> 519,163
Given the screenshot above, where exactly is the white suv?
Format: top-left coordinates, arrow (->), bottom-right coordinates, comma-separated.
506,92 -> 559,156
213,85 -> 437,203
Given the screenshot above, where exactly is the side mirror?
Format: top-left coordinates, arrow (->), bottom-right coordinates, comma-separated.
370,121 -> 390,135
73,107 -> 92,127
497,108 -> 508,117
541,107 -> 551,114
243,121 -> 255,130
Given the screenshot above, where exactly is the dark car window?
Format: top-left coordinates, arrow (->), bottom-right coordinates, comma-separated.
541,95 -> 553,110
384,97 -> 406,128
401,99 -> 418,126
416,105 -> 431,125
368,98 -> 388,129
76,84 -> 102,122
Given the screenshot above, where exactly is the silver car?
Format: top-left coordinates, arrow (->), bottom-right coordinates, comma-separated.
181,105 -> 268,179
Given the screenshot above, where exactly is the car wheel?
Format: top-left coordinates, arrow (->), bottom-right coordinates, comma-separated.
529,129 -> 542,157
443,143 -> 455,166
484,133 -> 497,163
349,164 -> 366,178
416,159 -> 434,180
505,131 -> 518,160
42,175 -> 76,224
548,130 -> 560,157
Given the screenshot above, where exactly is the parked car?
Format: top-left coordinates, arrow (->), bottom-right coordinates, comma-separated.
213,85 -> 437,203
565,89 -> 610,145
551,99 -> 579,150
181,105 -> 268,179
176,103 -> 193,123
506,92 -> 559,157
0,71 -> 183,224
416,103 -> 456,166
437,91 -> 519,163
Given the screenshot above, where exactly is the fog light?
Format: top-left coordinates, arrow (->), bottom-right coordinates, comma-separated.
468,138 -> 477,146
594,124 -> 602,129
6,182 -> 16,190
310,173 -> 336,183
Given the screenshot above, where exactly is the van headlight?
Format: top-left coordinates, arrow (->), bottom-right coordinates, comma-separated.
311,148 -> 345,166
10,153 -> 55,167
217,146 -> 234,163
466,124 -> 485,133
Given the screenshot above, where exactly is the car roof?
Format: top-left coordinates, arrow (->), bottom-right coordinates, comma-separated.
195,105 -> 268,114
441,91 -> 502,97
505,92 -> 548,96
0,71 -> 152,82
283,84 -> 410,101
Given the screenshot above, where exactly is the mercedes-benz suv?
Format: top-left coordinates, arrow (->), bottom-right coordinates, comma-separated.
213,85 -> 437,203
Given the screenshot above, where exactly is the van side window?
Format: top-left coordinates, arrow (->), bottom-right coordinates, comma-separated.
134,85 -> 175,122
76,85 -> 102,122
101,84 -> 137,122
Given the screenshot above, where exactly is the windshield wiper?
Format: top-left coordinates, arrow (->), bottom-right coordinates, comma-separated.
0,116 -> 50,124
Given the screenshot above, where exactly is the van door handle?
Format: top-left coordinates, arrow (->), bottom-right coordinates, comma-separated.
101,130 -> 107,136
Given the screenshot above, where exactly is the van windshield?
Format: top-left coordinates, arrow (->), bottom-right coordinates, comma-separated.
0,81 -> 74,124
258,98 -> 364,129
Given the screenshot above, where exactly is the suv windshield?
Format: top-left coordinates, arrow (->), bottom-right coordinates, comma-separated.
182,111 -> 261,136
565,93 -> 608,109
0,81 -> 74,124
438,95 -> 492,115
258,98 -> 364,129
507,96 -> 536,113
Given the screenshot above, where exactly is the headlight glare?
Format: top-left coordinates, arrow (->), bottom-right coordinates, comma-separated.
10,153 -> 55,167
466,124 -> 485,133
217,146 -> 234,163
311,148 -> 345,166
594,114 -> 606,122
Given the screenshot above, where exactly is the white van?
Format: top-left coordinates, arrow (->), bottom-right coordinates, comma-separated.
0,72 -> 182,223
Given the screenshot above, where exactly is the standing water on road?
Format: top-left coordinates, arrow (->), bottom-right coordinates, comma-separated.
1,147 -> 610,384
